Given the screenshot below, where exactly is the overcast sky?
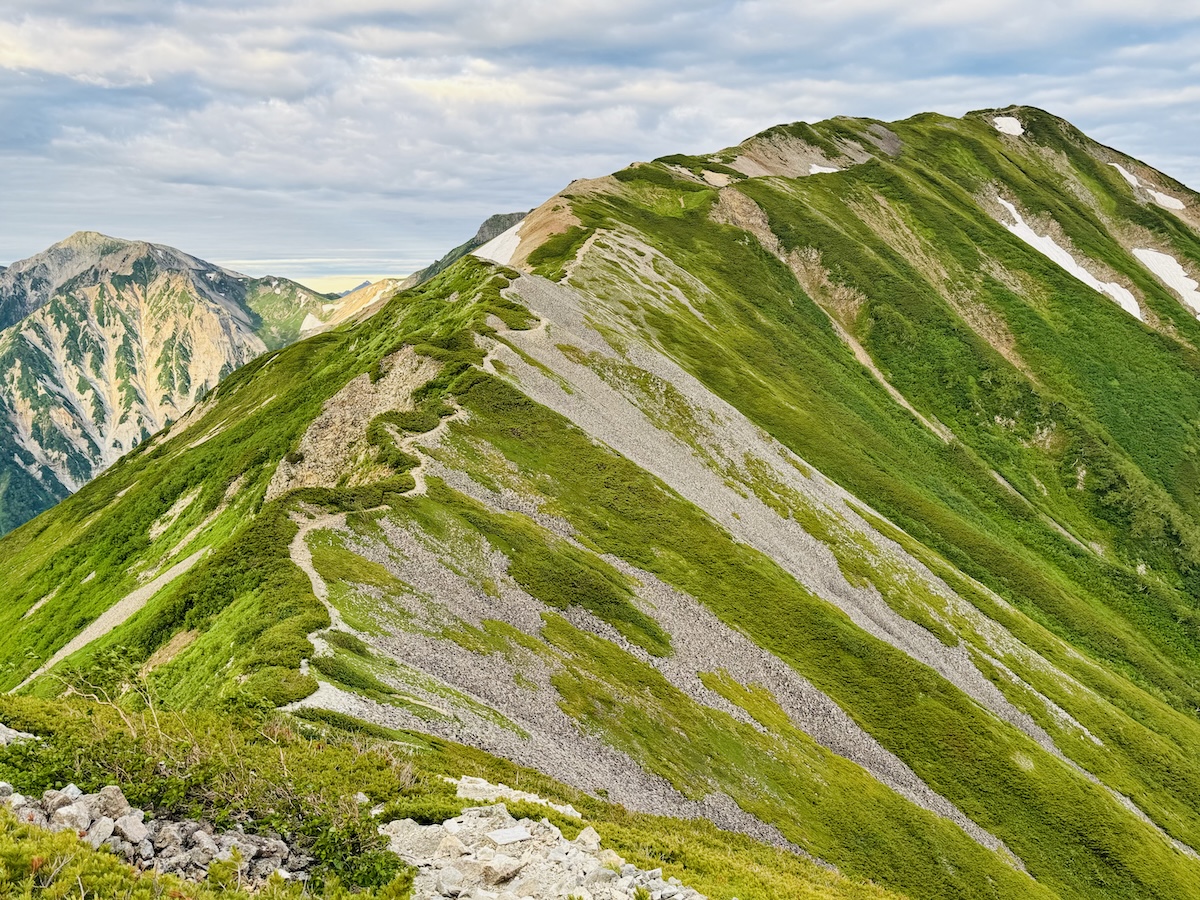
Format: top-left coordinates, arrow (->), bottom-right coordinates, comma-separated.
3,1 -> 1200,290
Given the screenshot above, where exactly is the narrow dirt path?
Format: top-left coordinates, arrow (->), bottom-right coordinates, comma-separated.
399,401 -> 467,497
289,511 -> 351,632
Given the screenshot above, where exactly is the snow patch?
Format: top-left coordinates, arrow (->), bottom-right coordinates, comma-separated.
1110,163 -> 1140,188
997,198 -> 1142,320
993,116 -> 1024,136
299,312 -> 323,333
1150,189 -> 1186,211
1133,248 -> 1200,316
1108,164 -> 1185,209
809,164 -> 840,175
471,219 -> 524,266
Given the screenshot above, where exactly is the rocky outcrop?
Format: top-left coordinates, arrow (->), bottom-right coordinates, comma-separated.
264,346 -> 440,501
383,802 -> 707,900
1,782 -> 313,887
410,211 -> 530,285
0,771 -> 710,900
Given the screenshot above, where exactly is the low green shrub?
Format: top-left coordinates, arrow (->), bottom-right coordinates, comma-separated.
326,630 -> 370,656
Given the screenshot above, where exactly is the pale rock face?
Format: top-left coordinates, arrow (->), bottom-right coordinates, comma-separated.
0,232 -> 330,532
51,801 -> 93,833
115,812 -> 150,844
0,271 -> 265,495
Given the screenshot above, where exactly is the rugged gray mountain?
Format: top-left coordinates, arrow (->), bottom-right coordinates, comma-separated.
0,232 -> 337,533
410,211 -> 529,284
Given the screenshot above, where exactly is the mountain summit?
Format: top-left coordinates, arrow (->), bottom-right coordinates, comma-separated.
5,107 -> 1200,899
0,233 -> 338,532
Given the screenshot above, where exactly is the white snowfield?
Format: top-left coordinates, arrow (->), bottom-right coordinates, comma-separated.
1133,248 -> 1200,316
997,198 -> 1142,320
809,164 -> 840,175
1110,164 -> 1140,188
993,116 -> 1024,136
1108,163 -> 1186,210
1150,190 -> 1186,210
472,219 -> 524,266
299,312 -> 323,333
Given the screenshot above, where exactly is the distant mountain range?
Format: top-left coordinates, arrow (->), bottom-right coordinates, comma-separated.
0,232 -> 348,532
0,214 -> 536,534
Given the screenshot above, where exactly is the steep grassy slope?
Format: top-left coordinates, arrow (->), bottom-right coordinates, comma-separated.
4,107 -> 1200,898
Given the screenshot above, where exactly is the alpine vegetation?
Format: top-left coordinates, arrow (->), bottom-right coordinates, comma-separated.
4,106 -> 1200,900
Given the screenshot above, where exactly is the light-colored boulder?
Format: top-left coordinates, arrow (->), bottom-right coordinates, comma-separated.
115,812 -> 149,844
87,816 -> 115,849
42,789 -> 74,813
437,834 -> 469,858
50,801 -> 93,833
96,785 -> 132,819
487,824 -> 532,846
190,830 -> 219,855
575,825 -> 601,853
436,866 -> 464,896
482,853 -> 525,885
0,723 -> 34,746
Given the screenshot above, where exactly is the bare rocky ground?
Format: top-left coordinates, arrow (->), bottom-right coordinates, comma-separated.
386,801 -> 707,900
277,263 -> 1196,871
498,270 -> 1200,860
0,781 -> 314,887
0,749 -> 712,900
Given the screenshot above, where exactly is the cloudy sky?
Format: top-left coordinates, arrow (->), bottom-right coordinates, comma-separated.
3,1 -> 1200,290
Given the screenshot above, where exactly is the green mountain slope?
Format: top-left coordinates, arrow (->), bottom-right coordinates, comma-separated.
4,106 -> 1200,898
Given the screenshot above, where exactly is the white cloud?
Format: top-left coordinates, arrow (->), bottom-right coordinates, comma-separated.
1,1 -> 1199,277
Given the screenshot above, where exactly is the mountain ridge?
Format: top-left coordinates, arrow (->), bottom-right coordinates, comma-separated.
4,105 -> 1200,899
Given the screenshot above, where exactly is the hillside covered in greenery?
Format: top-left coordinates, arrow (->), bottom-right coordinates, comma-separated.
4,106 -> 1200,899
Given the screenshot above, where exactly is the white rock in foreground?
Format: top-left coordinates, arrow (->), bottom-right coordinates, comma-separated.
383,803 -> 707,900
